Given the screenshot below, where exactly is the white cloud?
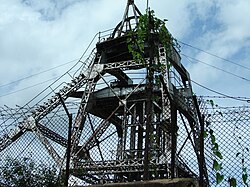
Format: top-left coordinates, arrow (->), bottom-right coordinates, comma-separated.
0,0 -> 250,107
1,1 -> 250,185
148,0 -> 194,38
178,0 -> 250,106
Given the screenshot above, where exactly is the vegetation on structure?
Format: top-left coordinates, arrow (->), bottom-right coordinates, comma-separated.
127,9 -> 179,71
205,100 -> 249,186
127,8 -> 249,186
0,156 -> 62,187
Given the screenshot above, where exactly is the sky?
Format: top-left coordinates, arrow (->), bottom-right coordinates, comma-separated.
1,0 -> 250,107
1,1 -> 250,186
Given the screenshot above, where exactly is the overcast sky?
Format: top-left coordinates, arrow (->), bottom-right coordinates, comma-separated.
1,0 -> 250,107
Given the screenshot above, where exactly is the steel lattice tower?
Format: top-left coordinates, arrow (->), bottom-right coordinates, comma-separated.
0,0 -> 208,185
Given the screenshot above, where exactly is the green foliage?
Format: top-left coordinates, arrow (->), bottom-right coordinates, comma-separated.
229,177 -> 237,187
208,129 -> 224,184
240,153 -> 249,186
213,160 -> 222,171
206,99 -> 219,108
127,9 -> 178,71
216,172 -> 224,184
208,130 -> 223,162
209,99 -> 214,108
233,127 -> 249,186
205,100 -> 249,186
203,131 -> 208,138
205,104 -> 224,185
242,173 -> 248,185
0,157 -> 61,187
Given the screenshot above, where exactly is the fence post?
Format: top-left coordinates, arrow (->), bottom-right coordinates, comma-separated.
58,94 -> 72,187
193,96 -> 206,186
199,114 -> 205,186
170,104 -> 177,179
65,114 -> 72,187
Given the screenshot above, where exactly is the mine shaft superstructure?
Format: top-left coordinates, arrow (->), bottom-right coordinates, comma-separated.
0,0 -> 208,185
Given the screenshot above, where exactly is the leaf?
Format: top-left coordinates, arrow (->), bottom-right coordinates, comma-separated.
203,131 -> 208,138
209,99 -> 214,107
242,173 -> 248,185
211,134 -> 216,145
216,172 -> 224,184
229,177 -> 237,187
246,147 -> 249,152
243,167 -> 247,173
214,150 -> 223,159
236,152 -> 241,157
212,143 -> 219,152
213,160 -> 222,171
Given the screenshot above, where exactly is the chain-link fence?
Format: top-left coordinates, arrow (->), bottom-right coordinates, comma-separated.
0,97 -> 249,186
203,102 -> 250,187
0,101 -> 76,186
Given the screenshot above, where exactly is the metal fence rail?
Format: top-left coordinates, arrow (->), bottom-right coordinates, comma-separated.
203,104 -> 250,186
0,98 -> 249,186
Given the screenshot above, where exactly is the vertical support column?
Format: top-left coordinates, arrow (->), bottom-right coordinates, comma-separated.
156,113 -> 161,163
193,95 -> 208,186
65,114 -> 72,187
143,83 -> 153,180
116,137 -> 123,160
122,101 -> 127,159
170,103 -> 177,179
137,102 -> 144,159
58,93 -> 72,187
199,114 -> 205,186
143,10 -> 155,180
130,105 -> 136,158
161,88 -> 172,178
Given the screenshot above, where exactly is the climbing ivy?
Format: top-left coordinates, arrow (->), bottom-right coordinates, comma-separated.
205,100 -> 249,186
204,127 -> 224,184
233,113 -> 249,187
205,100 -> 225,185
127,9 -> 250,186
127,9 -> 179,71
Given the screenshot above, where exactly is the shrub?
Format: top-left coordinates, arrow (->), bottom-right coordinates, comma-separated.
0,157 -> 61,187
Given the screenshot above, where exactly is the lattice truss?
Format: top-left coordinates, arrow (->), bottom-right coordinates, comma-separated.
0,1 -> 213,186
0,55 -> 205,183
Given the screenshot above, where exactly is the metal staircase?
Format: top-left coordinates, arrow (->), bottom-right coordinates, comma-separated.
0,0 -> 209,186
0,48 -> 98,163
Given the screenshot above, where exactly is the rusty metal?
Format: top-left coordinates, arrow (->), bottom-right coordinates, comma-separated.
58,93 -> 72,186
0,0 -> 213,186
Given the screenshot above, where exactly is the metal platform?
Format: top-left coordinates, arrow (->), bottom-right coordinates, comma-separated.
0,0 -> 209,186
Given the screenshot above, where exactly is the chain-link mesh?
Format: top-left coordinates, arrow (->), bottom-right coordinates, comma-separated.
2,95 -> 249,186
0,23 -> 249,186
203,104 -> 250,186
0,63 -> 248,187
